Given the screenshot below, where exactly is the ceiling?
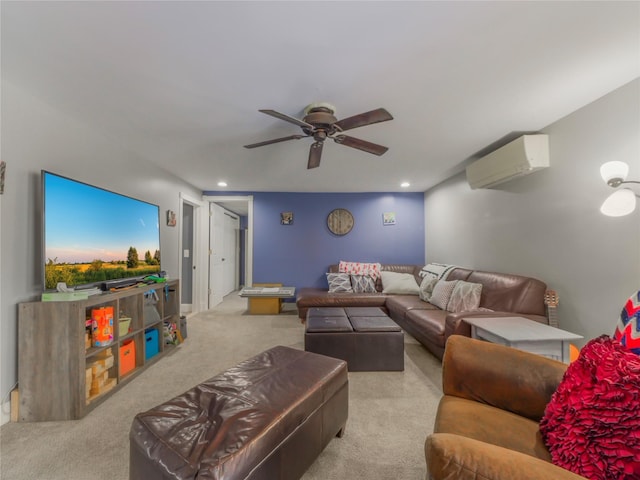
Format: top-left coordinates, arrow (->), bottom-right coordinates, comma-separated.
3,2 -> 639,194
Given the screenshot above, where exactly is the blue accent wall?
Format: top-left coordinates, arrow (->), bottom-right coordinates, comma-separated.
205,192 -> 425,290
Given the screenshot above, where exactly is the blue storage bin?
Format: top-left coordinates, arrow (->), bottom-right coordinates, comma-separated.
145,328 -> 159,360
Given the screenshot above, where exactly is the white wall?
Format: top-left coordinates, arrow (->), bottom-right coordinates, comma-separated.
424,79 -> 640,345
0,80 -> 203,418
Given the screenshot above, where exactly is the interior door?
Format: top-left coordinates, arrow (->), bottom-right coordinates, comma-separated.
181,203 -> 194,312
208,203 -> 225,308
223,211 -> 239,294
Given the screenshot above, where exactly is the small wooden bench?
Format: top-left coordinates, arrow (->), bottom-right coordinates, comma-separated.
129,346 -> 348,480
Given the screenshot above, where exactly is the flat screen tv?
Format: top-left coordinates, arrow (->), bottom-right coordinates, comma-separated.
42,171 -> 161,291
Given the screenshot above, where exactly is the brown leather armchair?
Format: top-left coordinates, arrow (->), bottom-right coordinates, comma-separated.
425,335 -> 586,480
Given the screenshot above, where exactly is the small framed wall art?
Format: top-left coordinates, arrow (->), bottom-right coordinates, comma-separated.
383,212 -> 396,225
281,211 -> 293,225
166,210 -> 177,227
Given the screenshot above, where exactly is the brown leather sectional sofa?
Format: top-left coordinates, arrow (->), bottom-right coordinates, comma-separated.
296,264 -> 548,360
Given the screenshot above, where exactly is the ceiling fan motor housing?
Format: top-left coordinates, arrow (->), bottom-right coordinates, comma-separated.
303,107 -> 337,129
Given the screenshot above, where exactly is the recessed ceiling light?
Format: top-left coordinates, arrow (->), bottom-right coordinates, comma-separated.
218,181 -> 228,187
400,182 -> 410,188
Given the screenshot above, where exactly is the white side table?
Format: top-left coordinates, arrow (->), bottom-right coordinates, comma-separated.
463,316 -> 583,363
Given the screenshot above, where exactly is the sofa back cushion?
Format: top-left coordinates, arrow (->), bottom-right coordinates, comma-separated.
449,269 -> 546,316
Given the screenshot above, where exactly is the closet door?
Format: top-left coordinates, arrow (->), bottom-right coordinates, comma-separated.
208,203 -> 225,308
222,212 -> 239,295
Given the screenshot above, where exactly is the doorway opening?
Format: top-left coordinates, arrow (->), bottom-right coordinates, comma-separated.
179,193 -> 206,315
203,195 -> 253,308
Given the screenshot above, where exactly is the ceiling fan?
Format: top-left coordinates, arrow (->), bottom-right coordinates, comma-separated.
244,103 -> 393,169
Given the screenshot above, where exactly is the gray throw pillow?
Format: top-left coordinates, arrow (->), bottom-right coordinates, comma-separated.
326,273 -> 353,293
351,275 -> 377,293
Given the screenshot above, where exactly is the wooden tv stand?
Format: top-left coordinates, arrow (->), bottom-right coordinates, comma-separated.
17,280 -> 179,422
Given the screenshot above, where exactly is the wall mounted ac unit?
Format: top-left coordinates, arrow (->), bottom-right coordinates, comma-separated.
466,134 -> 549,189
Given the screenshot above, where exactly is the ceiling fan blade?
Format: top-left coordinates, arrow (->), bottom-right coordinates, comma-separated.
259,109 -> 314,129
307,142 -> 323,169
333,135 -> 389,156
333,108 -> 393,132
244,134 -> 307,149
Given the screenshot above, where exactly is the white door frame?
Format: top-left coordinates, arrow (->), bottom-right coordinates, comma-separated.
202,195 -> 253,288
179,193 -> 207,314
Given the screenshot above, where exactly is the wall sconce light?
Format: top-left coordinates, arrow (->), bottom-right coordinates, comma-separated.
599,161 -> 639,217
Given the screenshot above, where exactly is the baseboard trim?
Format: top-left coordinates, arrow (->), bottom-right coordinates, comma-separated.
1,399 -> 11,425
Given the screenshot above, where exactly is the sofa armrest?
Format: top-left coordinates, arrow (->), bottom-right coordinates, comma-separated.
445,310 -> 549,339
425,433 -> 586,480
442,335 -> 566,421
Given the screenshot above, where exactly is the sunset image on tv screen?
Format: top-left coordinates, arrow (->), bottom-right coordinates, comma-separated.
43,172 -> 161,289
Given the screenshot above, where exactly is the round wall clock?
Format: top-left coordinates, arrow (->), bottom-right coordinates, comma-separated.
327,208 -> 354,236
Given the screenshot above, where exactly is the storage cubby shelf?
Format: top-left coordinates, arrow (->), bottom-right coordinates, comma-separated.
18,280 -> 179,422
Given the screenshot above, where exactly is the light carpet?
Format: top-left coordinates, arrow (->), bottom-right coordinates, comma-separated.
0,293 -> 442,480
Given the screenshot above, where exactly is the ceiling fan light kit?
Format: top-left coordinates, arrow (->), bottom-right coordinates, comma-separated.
244,102 -> 393,169
599,160 -> 639,217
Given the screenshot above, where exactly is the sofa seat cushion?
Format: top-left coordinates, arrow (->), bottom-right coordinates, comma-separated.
405,308 -> 448,342
385,295 -> 437,320
426,434 -> 585,480
435,395 -> 552,462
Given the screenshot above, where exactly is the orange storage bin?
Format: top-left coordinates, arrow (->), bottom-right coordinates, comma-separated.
119,340 -> 136,376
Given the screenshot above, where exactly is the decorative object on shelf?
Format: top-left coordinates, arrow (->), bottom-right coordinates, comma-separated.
327,208 -> 354,236
599,161 -> 639,216
118,316 -> 132,336
0,160 -> 5,194
280,211 -> 293,225
91,307 -> 114,347
166,210 -> 177,226
382,212 -> 396,225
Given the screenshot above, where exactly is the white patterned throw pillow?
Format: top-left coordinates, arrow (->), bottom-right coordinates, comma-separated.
447,281 -> 483,313
429,280 -> 459,310
380,271 -> 420,295
351,275 -> 377,293
326,273 -> 354,293
339,261 -> 382,280
419,276 -> 438,302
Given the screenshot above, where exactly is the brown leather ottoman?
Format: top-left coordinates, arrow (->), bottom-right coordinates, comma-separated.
305,307 -> 404,372
129,346 -> 348,480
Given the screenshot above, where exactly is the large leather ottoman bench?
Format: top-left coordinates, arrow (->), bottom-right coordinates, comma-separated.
129,346 -> 348,480
304,307 -> 404,372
